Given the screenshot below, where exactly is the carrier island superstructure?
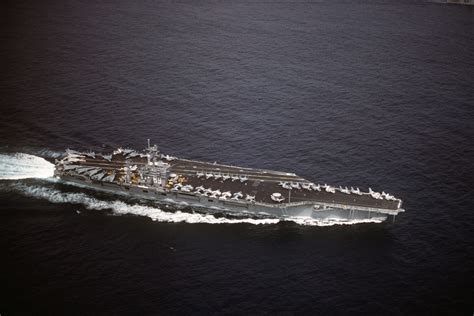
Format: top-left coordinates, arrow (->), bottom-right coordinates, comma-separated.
54,141 -> 404,222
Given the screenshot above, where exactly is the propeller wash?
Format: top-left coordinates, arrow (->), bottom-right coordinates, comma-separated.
0,153 -> 55,180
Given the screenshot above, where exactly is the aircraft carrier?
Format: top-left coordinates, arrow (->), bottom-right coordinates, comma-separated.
54,140 -> 404,222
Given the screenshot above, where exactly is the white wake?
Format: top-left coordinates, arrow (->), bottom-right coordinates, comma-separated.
9,184 -> 385,226
15,184 -> 281,225
0,153 -> 55,180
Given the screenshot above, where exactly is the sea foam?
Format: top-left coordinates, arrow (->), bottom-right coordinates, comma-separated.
0,153 -> 55,180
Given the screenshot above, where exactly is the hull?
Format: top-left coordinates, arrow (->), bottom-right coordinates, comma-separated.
58,174 -> 390,222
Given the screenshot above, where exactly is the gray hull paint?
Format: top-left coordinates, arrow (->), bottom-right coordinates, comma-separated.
58,175 -> 390,222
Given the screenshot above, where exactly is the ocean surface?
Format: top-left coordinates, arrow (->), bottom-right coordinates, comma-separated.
1,0 -> 473,314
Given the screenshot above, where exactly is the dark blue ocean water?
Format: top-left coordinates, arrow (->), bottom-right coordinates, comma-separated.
1,0 -> 473,314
